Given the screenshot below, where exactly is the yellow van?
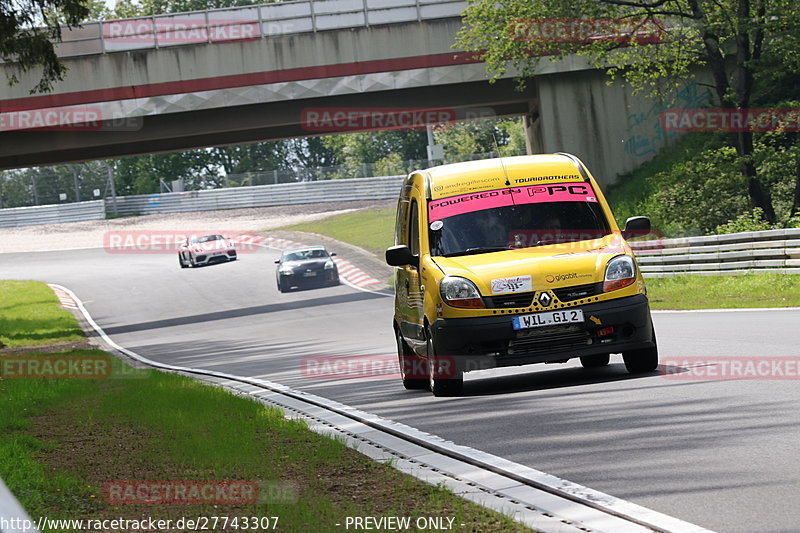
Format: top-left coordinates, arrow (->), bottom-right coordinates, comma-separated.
386,153 -> 657,396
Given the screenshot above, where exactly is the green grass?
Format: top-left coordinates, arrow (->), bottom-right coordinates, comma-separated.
279,207 -> 395,256
604,132 -> 722,232
0,281 -> 531,533
647,274 -> 800,309
0,281 -> 83,348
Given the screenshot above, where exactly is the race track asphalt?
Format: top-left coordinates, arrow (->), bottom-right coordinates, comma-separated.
3,245 -> 799,533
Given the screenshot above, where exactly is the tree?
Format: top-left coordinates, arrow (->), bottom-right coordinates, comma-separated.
114,151 -> 213,194
1,0 -> 89,93
321,130 -> 427,178
433,117 -> 526,159
211,142 -> 290,176
456,0 -> 800,222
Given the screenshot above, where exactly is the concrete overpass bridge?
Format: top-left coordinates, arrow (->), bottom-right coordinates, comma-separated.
0,0 -> 694,183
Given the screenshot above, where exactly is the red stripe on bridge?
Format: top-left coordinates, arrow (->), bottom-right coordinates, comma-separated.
0,51 -> 481,112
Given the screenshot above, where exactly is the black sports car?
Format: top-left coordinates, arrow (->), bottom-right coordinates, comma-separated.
275,246 -> 339,292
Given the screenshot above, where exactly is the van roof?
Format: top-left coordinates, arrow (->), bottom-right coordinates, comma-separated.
422,154 -> 589,200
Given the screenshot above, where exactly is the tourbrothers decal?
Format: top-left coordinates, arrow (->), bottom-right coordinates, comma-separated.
431,174 -> 581,199
427,182 -> 597,222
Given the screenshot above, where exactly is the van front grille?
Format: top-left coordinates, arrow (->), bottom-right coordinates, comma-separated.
552,282 -> 603,302
483,292 -> 535,308
508,325 -> 591,355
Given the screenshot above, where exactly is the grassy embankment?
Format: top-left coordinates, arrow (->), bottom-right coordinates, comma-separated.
0,280 -> 530,533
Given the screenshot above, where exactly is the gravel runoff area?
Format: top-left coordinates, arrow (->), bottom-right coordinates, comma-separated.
0,200 -> 390,254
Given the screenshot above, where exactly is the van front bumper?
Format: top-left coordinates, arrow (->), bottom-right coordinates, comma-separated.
430,294 -> 654,373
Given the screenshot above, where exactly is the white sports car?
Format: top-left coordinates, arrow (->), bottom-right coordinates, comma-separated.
178,234 -> 237,268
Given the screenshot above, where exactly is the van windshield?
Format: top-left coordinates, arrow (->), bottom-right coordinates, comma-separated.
428,201 -> 611,257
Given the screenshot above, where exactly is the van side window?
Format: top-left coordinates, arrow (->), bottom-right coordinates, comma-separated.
395,196 -> 410,246
409,199 -> 420,257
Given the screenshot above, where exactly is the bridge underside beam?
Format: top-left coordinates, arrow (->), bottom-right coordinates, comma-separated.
0,79 -> 538,170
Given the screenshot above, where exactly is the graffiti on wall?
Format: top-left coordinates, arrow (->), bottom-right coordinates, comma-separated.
623,81 -> 713,158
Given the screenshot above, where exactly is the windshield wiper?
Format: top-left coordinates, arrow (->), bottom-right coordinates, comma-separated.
443,246 -> 508,257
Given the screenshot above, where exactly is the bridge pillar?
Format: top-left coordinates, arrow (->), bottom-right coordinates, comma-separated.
524,110 -> 543,155
523,86 -> 543,154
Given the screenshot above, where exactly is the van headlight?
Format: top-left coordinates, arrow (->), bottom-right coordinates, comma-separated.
603,255 -> 636,292
439,277 -> 485,309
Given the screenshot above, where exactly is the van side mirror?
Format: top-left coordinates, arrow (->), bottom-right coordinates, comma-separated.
386,245 -> 418,268
622,216 -> 651,239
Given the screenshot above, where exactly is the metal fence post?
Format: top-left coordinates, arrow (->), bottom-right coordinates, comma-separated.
106,162 -> 118,216
153,14 -> 159,49
72,165 -> 81,202
30,175 -> 39,205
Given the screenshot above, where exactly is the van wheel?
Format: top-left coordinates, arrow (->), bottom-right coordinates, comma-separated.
396,329 -> 427,390
427,329 -> 463,397
622,327 -> 659,373
580,354 -> 610,368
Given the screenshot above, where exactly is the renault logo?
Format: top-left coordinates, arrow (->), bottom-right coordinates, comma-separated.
538,292 -> 552,307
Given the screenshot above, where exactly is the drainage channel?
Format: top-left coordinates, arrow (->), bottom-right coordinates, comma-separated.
55,283 -> 715,533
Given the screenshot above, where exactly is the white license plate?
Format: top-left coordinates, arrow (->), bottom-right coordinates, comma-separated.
512,309 -> 584,330
303,271 -> 317,277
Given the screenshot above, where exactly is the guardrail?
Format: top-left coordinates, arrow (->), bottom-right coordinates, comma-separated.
631,228 -> 800,277
0,200 -> 105,228
49,0 -> 466,59
107,175 -> 403,215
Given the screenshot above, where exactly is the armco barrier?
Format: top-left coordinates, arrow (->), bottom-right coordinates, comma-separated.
0,200 -> 105,228
107,175 -> 403,215
631,228 -> 800,277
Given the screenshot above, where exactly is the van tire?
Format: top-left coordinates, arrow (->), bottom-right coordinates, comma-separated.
427,329 -> 463,397
580,354 -> 610,368
622,328 -> 659,373
396,329 -> 427,390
